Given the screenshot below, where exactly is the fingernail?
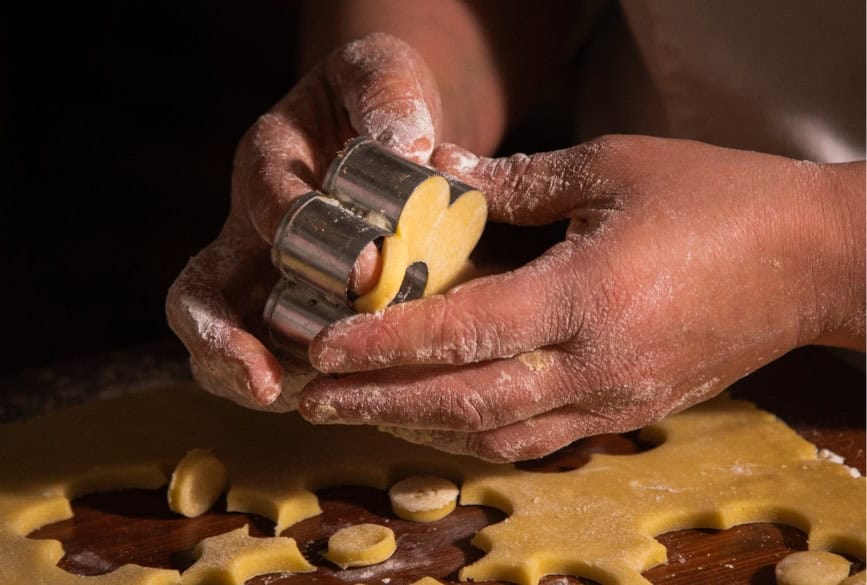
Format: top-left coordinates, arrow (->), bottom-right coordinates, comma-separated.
304,400 -> 340,423
438,144 -> 479,172
311,345 -> 350,373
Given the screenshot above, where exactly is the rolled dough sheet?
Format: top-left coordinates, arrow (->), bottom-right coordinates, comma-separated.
0,387 -> 862,585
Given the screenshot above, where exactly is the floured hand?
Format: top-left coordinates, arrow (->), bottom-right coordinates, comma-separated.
300,135 -> 865,461
166,33 -> 443,410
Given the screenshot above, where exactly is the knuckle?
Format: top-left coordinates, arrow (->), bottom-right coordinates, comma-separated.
362,317 -> 407,366
482,153 -> 534,202
444,390 -> 490,431
434,297 -> 487,363
466,431 -> 519,463
566,136 -> 612,199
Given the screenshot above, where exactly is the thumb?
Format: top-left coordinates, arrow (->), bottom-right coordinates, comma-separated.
327,33 -> 441,163
431,139 -> 614,225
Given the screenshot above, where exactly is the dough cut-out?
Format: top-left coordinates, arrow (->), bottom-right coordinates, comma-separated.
389,475 -> 459,522
325,523 -> 396,569
355,175 -> 487,311
842,571 -> 867,585
183,524 -> 314,585
1,386 -> 863,585
410,578 -> 446,585
168,448 -> 227,518
774,550 -> 851,585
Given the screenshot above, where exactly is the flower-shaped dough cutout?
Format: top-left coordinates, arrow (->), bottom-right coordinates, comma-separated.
355,175 -> 487,311
1,386 -> 863,585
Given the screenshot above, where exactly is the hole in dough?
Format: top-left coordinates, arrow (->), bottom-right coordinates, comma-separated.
516,432 -> 656,473
27,488 -> 276,575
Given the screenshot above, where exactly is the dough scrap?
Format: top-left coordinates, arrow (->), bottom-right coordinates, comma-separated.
183,524 -> 314,585
325,523 -> 396,569
389,475 -> 459,522
168,448 -> 228,517
410,578 -> 445,585
355,175 -> 487,311
842,572 -> 867,585
774,551 -> 851,585
0,387 -> 863,585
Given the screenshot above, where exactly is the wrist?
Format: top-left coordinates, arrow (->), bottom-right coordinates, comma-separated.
798,161 -> 865,350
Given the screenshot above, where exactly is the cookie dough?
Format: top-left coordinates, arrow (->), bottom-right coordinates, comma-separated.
355,175 -> 487,311
842,572 -> 867,585
168,448 -> 227,517
389,475 -> 459,522
775,551 -> 851,585
0,387 -> 863,585
183,524 -> 314,585
325,523 -> 396,569
410,578 -> 446,585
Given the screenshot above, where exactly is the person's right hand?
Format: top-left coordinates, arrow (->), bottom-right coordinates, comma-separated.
166,33 -> 444,411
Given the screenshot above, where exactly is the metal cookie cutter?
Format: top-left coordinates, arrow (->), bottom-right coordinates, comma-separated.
264,136 -> 471,354
324,135 -> 476,226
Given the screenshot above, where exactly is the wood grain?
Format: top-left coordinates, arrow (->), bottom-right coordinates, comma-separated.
28,347 -> 866,584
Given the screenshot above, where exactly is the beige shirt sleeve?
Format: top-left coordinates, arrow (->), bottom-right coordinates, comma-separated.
575,0 -> 865,163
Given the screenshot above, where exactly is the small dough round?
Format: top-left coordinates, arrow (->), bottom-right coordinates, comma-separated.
167,448 -> 228,517
326,523 -> 396,569
841,572 -> 866,585
775,551 -> 851,585
389,475 -> 459,523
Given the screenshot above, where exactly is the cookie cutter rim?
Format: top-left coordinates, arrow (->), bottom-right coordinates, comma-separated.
271,191 -> 390,299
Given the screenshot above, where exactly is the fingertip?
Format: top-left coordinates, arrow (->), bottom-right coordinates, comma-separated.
308,313 -> 370,373
229,330 -> 284,405
375,119 -> 435,163
308,342 -> 350,374
297,380 -> 341,423
431,143 -> 481,177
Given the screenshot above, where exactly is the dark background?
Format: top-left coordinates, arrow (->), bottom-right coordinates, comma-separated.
1,2 -> 581,375
2,3 -> 306,371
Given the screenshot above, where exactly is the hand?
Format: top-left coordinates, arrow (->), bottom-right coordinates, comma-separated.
166,33 -> 443,410
299,135 -> 865,461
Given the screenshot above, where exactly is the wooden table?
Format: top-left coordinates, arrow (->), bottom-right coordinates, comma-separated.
12,344 -> 865,584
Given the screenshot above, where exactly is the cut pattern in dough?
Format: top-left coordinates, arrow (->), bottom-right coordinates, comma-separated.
775,550 -> 853,585
389,475 -> 459,522
167,448 -> 228,518
0,386 -> 863,585
325,523 -> 396,569
184,524 -> 314,585
355,175 -> 487,311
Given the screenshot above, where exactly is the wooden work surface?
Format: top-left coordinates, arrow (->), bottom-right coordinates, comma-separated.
14,345 -> 866,584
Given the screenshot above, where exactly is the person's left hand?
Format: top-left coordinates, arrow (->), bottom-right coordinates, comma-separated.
297,135 -> 864,462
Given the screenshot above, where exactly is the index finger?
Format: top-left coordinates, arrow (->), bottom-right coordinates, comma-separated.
309,240 -> 586,373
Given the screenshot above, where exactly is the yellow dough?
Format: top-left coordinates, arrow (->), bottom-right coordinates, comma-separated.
353,236 -> 409,313
774,551 -> 851,585
184,524 -> 314,585
325,523 -> 396,569
355,175 -> 487,311
389,475 -> 459,522
410,578 -> 446,585
0,387 -> 863,585
842,572 -> 867,585
167,448 -> 228,517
